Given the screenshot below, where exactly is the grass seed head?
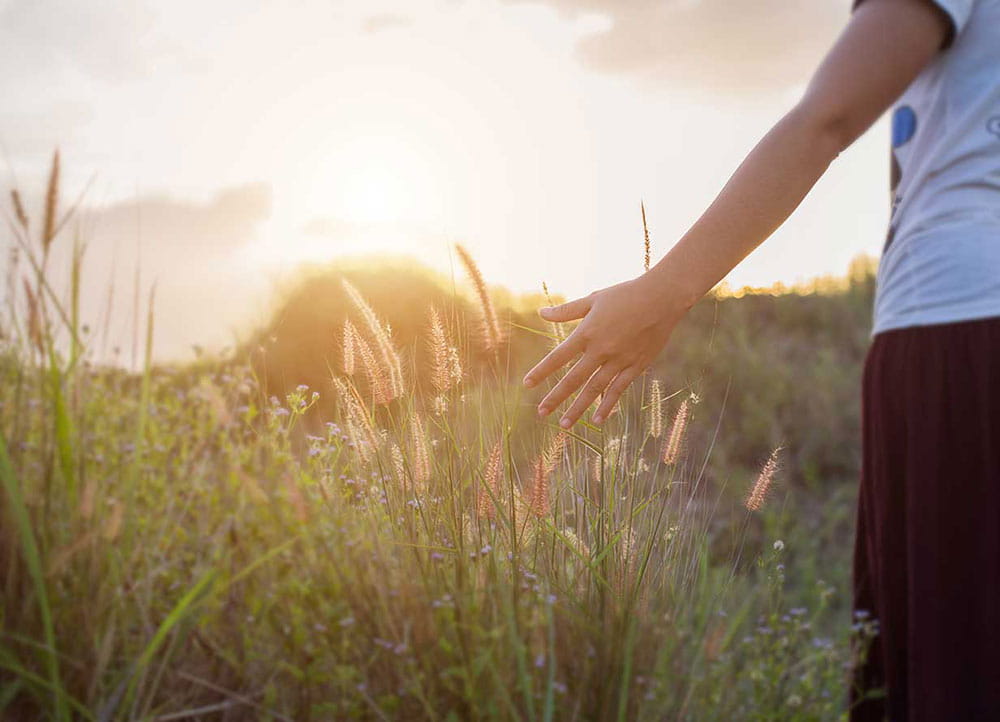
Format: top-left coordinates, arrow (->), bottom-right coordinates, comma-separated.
42,149 -> 60,255
745,447 -> 781,512
455,243 -> 503,353
648,379 -> 663,439
661,398 -> 690,465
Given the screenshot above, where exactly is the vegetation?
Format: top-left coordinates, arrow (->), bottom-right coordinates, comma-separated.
0,155 -> 881,720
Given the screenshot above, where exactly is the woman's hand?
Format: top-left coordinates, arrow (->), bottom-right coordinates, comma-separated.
522,273 -> 690,428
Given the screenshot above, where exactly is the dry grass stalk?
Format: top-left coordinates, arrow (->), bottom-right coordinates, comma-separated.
22,276 -> 44,355
641,200 -> 651,272
745,447 -> 781,512
476,440 -> 503,520
341,320 -> 357,376
455,244 -> 503,352
102,501 -> 123,541
661,398 -> 690,465
427,306 -> 462,394
648,379 -> 663,439
341,278 -> 404,401
42,149 -> 60,256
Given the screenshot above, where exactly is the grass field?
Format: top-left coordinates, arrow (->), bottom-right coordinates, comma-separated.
0,158 -> 881,720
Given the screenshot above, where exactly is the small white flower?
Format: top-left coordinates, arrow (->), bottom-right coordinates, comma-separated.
773,539 -> 785,552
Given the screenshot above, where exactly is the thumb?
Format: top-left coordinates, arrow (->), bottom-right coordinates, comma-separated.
540,294 -> 593,322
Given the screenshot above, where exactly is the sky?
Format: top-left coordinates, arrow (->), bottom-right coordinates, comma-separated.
0,0 -> 890,361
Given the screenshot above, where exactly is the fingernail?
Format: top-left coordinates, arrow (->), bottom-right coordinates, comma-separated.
523,376 -> 535,388
559,417 -> 571,429
537,405 -> 549,416
592,413 -> 604,425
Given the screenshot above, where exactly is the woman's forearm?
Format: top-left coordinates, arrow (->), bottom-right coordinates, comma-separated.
524,0 -> 951,428
647,105 -> 845,310
645,0 -> 951,312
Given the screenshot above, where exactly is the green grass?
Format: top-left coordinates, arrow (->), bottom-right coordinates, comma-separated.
0,158 -> 882,719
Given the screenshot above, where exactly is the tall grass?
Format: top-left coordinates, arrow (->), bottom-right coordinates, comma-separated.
0,159 -> 880,719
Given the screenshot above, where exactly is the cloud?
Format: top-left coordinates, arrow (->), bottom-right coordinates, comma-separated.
362,13 -> 412,34
0,0 -> 161,82
508,0 -> 850,91
3,182 -> 274,361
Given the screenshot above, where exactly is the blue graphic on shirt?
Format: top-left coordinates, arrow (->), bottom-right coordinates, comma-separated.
886,106 -> 917,255
988,116 -> 1000,140
892,106 -> 917,148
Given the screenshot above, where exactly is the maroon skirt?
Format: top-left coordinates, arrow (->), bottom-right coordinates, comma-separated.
851,316 -> 1000,721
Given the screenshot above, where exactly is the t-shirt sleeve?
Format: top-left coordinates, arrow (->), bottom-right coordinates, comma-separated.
852,0 -> 975,45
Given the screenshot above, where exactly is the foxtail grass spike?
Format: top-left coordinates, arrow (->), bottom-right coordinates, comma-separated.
745,447 -> 781,512
455,244 -> 503,352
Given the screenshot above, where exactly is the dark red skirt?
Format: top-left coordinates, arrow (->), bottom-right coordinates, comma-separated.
851,316 -> 1000,721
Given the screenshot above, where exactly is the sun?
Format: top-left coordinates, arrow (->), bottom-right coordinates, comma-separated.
340,161 -> 412,225
300,133 -> 441,228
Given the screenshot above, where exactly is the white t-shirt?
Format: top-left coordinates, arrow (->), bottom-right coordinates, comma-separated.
859,0 -> 1000,335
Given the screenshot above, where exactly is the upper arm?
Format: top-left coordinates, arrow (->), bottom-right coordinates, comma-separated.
794,0 -> 953,151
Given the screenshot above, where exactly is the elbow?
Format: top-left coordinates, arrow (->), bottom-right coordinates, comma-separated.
786,99 -> 859,160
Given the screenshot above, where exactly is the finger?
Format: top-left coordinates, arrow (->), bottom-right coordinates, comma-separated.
522,330 -> 585,388
539,294 -> 593,323
537,354 -> 601,417
559,363 -> 623,429
592,365 -> 642,425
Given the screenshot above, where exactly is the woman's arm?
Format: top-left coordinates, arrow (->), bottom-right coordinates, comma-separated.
523,0 -> 952,429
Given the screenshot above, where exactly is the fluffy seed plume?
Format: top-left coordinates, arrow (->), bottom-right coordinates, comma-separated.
661,397 -> 690,465
647,379 -> 663,438
745,447 -> 781,512
561,527 -> 591,561
477,440 -> 503,520
341,279 -> 404,402
528,432 -> 566,518
42,149 -> 60,255
333,377 -> 379,462
455,244 -> 503,352
427,306 -> 462,394
542,281 -> 566,345
641,200 -> 651,272
341,320 -> 357,376
10,190 -> 29,230
390,443 -> 407,486
355,326 -> 393,405
410,413 -> 431,488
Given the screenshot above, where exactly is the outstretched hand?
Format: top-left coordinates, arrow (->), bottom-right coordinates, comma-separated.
522,274 -> 688,428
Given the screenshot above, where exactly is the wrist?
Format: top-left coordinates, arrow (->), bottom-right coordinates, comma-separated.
642,260 -> 702,315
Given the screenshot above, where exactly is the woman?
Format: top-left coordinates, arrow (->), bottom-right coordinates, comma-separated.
523,0 -> 1000,718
